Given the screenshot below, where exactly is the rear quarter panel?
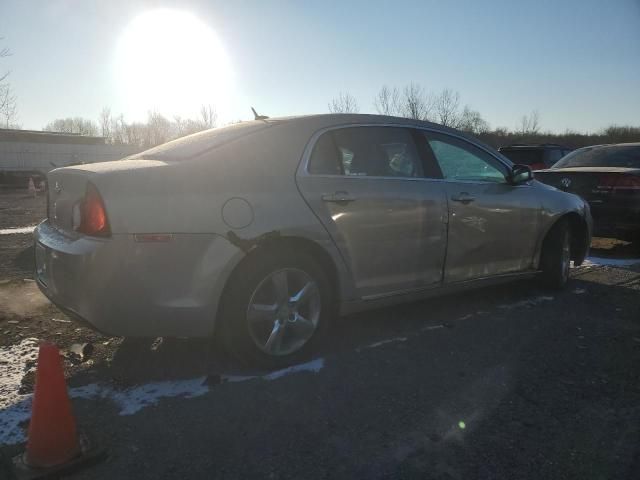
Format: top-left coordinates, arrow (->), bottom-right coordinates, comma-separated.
91,123 -> 357,302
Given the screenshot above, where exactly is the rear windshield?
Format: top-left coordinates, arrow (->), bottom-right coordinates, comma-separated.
553,145 -> 640,169
499,149 -> 544,166
129,121 -> 274,161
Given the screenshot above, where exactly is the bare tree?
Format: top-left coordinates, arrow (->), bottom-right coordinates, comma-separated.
459,106 -> 490,134
399,83 -> 432,121
373,85 -> 401,116
146,110 -> 171,147
123,121 -> 146,147
200,104 -> 217,129
99,107 -> 112,141
433,89 -> 461,127
43,117 -> 98,136
328,92 -> 359,113
0,37 -> 18,128
519,110 -> 540,135
0,37 -> 10,84
0,82 -> 18,128
111,114 -> 127,145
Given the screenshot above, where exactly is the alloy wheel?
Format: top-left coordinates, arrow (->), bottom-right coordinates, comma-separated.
246,268 -> 321,356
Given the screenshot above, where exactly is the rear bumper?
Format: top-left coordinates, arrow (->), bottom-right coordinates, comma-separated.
590,204 -> 640,238
34,221 -> 242,337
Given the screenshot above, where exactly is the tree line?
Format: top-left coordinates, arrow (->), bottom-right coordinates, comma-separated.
43,105 -> 218,149
330,85 -> 490,135
328,86 -> 640,149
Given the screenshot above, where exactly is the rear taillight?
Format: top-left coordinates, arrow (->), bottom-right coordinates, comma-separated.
75,183 -> 110,236
613,175 -> 640,191
597,174 -> 618,189
597,174 -> 640,192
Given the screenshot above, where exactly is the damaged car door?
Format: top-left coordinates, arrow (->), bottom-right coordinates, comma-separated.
422,131 -> 541,283
297,126 -> 448,299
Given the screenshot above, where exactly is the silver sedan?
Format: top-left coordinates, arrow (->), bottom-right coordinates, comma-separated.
35,114 -> 592,367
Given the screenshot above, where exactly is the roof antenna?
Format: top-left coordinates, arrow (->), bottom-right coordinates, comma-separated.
251,107 -> 269,121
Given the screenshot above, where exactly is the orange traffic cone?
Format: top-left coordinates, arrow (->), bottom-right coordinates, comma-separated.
12,342 -> 105,479
25,342 -> 80,468
28,177 -> 37,198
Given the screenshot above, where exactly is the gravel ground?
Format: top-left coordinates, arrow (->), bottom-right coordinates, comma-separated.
1,191 -> 640,479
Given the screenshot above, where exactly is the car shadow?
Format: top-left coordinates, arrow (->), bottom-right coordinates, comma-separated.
69,278 -> 560,386
69,239 -> 640,388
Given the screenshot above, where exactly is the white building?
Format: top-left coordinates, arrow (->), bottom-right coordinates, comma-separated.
0,129 -> 139,186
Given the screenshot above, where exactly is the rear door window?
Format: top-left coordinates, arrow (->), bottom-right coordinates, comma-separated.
308,127 -> 424,178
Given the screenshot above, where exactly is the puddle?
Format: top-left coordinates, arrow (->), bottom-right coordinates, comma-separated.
0,225 -> 37,235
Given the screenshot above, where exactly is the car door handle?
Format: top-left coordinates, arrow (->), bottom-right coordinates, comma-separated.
451,192 -> 476,204
321,191 -> 356,203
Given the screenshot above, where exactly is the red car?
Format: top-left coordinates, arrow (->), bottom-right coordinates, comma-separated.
499,144 -> 572,171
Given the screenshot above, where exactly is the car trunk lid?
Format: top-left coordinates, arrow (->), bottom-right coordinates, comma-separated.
46,160 -> 166,235
535,167 -> 640,204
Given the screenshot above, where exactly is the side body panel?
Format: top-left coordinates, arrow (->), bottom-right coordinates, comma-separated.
296,174 -> 448,298
441,182 -> 542,282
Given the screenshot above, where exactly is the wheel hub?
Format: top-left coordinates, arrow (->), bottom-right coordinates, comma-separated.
246,268 -> 321,357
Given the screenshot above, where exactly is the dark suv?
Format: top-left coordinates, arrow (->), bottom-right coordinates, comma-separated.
498,144 -> 572,171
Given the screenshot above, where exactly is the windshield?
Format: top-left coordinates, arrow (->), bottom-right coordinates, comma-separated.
499,149 -> 544,166
129,121 -> 273,161
553,145 -> 640,169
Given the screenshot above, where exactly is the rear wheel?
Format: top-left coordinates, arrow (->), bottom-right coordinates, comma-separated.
218,251 -> 332,369
540,219 -> 571,290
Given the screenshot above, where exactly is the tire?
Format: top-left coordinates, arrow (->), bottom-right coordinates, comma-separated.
218,250 -> 333,369
540,219 -> 571,290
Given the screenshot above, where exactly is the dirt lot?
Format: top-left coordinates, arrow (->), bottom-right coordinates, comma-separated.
1,190 -> 640,479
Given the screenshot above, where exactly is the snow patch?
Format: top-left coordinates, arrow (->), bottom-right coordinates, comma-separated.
69,377 -> 210,415
0,340 -> 325,445
498,296 -> 554,310
0,339 -> 39,445
223,358 -> 325,383
583,256 -> 640,267
0,225 -> 37,235
573,288 -> 586,294
358,337 -> 408,352
422,324 -> 446,331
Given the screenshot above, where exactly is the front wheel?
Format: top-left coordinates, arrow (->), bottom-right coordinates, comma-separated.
540,219 -> 571,290
218,251 -> 332,369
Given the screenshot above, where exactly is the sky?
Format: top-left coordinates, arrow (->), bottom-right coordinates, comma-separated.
1,0 -> 639,133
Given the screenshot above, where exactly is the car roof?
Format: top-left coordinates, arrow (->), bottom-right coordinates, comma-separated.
582,142 -> 640,148
499,144 -> 569,150
268,113 -> 491,147
132,113 -> 500,162
268,113 -> 454,132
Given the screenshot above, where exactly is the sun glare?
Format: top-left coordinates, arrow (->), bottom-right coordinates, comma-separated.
115,9 -> 233,121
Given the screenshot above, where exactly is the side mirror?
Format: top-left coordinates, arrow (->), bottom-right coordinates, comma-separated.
510,164 -> 533,184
